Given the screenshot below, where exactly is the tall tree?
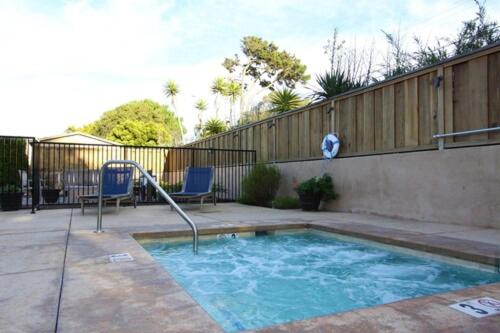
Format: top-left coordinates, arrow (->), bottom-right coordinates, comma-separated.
194,99 -> 208,138
211,77 -> 227,119
223,36 -> 310,90
163,80 -> 183,143
67,99 -> 182,146
222,36 -> 310,121
223,80 -> 242,126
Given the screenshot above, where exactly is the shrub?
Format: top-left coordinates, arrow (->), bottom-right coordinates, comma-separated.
272,196 -> 299,209
0,138 -> 28,186
239,164 -> 280,207
295,174 -> 338,201
0,184 -> 22,193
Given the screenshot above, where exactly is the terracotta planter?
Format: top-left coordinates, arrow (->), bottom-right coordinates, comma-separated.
0,192 -> 23,211
42,189 -> 60,204
298,193 -> 321,211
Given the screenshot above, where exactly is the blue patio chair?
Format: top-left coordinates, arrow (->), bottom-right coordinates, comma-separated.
79,167 -> 136,215
169,167 -> 215,209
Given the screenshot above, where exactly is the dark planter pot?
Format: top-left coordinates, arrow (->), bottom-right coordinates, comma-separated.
0,192 -> 23,211
42,189 -> 61,204
298,193 -> 321,211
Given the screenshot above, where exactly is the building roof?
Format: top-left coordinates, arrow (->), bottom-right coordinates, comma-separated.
38,132 -> 122,145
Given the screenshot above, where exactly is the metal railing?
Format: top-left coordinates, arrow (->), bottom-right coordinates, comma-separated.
0,136 -> 257,210
433,127 -> 500,150
96,160 -> 199,254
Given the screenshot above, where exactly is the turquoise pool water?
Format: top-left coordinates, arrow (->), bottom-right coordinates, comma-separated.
140,230 -> 500,332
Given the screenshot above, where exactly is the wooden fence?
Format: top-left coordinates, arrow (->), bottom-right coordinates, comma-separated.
186,44 -> 500,162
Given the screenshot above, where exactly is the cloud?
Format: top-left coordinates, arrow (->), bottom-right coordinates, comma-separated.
0,0 -> 498,140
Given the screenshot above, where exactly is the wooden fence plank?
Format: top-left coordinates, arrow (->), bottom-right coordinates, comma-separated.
454,56 -> 489,142
394,82 -> 405,148
418,74 -> 432,145
290,113 -> 299,159
363,91 -> 375,151
404,77 -> 419,146
382,85 -> 395,149
261,123 -> 268,162
374,88 -> 383,150
277,117 -> 289,160
488,52 -> 500,140
356,94 -> 365,151
444,66 -> 454,143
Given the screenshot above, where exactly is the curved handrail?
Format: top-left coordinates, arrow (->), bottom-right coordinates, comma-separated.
95,160 -> 199,254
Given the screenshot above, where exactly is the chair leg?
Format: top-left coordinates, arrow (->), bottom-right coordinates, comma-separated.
133,195 -> 137,208
116,199 -> 120,212
213,194 -> 216,206
200,197 -> 204,210
81,199 -> 85,216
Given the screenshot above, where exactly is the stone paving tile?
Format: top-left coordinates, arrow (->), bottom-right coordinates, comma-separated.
59,262 -> 222,333
0,268 -> 61,333
0,240 -> 66,275
1,205 -> 500,333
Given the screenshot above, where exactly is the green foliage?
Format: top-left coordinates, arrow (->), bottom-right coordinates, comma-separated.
268,88 -> 307,113
68,99 -> 182,146
0,184 -> 22,193
160,181 -> 183,193
201,119 -> 228,138
309,71 -> 362,101
239,164 -> 281,207
412,37 -> 449,67
163,80 -> 180,99
295,174 -> 338,201
272,196 -> 299,209
212,183 -> 226,193
223,36 -> 310,90
381,29 -> 413,79
0,138 -> 27,186
211,77 -> 228,95
195,99 -> 208,111
453,0 -> 499,56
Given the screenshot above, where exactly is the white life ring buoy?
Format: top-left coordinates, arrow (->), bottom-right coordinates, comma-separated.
321,134 -> 340,159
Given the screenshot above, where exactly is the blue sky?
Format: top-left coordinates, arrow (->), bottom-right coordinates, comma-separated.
1,0 -> 498,140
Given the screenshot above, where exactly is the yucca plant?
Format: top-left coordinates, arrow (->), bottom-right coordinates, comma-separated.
309,71 -> 362,101
202,118 -> 228,138
268,88 -> 305,113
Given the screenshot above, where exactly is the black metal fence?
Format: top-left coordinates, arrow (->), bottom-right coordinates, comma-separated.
0,136 -> 256,211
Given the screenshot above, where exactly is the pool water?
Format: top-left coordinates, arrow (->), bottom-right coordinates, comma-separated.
140,230 -> 500,332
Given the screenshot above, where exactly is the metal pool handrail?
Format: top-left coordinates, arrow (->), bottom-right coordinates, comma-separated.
433,126 -> 500,150
95,160 -> 199,254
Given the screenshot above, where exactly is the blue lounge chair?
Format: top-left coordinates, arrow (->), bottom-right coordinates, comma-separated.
169,167 -> 215,209
79,167 -> 136,215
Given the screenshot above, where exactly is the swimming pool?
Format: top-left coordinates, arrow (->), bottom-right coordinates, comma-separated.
140,229 -> 500,332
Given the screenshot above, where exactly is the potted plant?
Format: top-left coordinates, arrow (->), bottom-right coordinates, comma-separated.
294,174 -> 338,211
41,186 -> 61,204
0,184 -> 23,211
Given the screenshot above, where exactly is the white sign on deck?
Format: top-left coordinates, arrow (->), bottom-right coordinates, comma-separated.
449,297 -> 500,318
109,253 -> 134,263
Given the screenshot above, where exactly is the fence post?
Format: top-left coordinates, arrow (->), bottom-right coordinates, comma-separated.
436,66 -> 445,150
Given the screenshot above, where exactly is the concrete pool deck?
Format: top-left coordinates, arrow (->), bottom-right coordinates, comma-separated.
0,203 -> 499,332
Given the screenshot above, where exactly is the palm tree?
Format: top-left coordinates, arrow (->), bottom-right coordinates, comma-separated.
224,80 -> 242,126
201,118 -> 228,138
194,99 -> 208,138
163,80 -> 183,143
268,88 -> 305,113
211,77 -> 227,119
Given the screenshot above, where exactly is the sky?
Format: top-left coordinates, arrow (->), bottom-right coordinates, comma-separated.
1,0 -> 498,141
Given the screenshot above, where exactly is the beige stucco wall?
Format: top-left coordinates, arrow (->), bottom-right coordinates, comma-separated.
275,145 -> 500,229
